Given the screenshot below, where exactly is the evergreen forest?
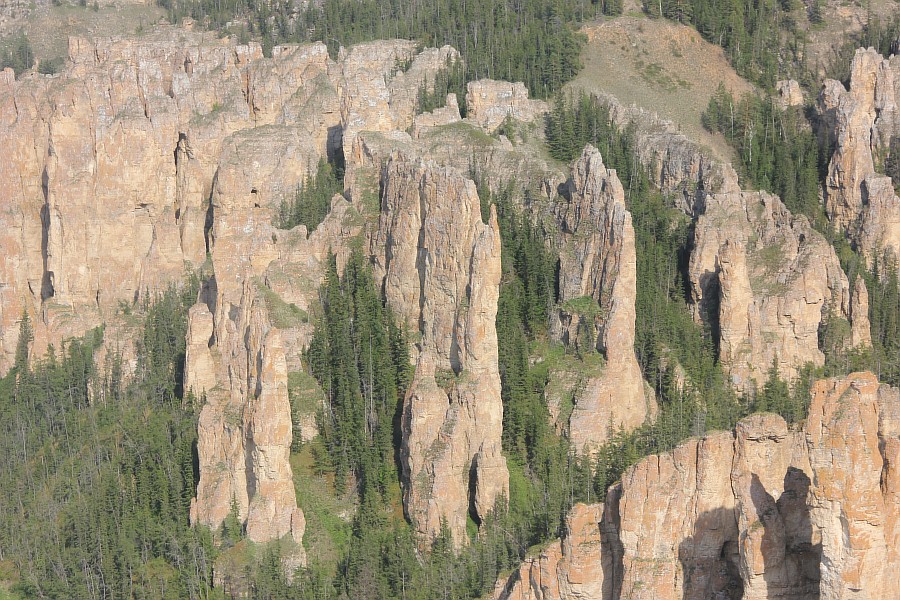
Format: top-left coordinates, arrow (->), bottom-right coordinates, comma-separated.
7,87 -> 893,598
2,0 -> 900,597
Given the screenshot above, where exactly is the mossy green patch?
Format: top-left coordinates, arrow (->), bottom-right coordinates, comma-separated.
255,280 -> 308,329
562,295 -> 602,320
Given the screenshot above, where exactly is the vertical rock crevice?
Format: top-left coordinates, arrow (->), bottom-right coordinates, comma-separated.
551,145 -> 657,454
689,190 -> 870,390
495,371 -> 900,600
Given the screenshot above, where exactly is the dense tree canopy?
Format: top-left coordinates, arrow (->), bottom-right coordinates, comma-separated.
0,282 -> 214,599
160,0 -> 596,99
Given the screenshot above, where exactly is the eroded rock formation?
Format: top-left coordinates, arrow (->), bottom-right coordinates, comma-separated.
495,371 -> 900,600
551,146 -> 656,452
187,280 -> 305,549
0,29 -> 452,374
492,503 -> 607,600
806,373 -> 900,598
689,190 -> 870,389
370,154 -> 509,546
0,25 -> 465,560
819,47 -> 900,261
465,79 -> 549,133
590,91 -> 741,215
777,79 -> 805,109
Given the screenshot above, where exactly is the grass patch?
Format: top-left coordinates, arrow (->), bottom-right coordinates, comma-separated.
255,280 -> 308,329
291,444 -> 354,574
288,371 -> 324,418
562,295 -> 601,319
432,121 -> 496,146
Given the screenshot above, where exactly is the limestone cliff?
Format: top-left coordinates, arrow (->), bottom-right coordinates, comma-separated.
465,79 -> 549,133
495,371 -> 900,600
551,146 -> 656,453
0,29 -> 452,374
338,42 -> 459,151
689,190 -> 870,389
187,281 -> 305,550
819,47 -> 900,261
806,373 -> 900,598
370,154 -> 509,546
492,503 -> 607,600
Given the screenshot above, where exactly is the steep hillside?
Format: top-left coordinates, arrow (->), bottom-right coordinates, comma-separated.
572,16 -> 755,161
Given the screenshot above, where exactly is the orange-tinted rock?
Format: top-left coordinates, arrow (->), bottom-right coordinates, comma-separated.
552,146 -> 656,453
819,48 -> 900,262
496,372 -> 900,600
807,372 -> 900,599
372,154 -> 508,546
0,29 -> 452,374
689,190 -> 869,389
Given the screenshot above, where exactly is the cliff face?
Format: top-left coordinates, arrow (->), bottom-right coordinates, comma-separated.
0,30 -> 452,375
0,27 -> 464,555
465,79 -> 549,133
0,31 -> 449,549
689,190 -> 869,389
370,154 -> 509,547
187,282 -> 305,549
590,91 -> 741,215
552,146 -> 656,453
806,374 -> 900,598
819,48 -> 900,262
495,371 -> 900,600
492,503 -> 608,600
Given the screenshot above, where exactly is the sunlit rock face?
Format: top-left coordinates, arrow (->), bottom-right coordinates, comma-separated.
819,48 -> 900,262
371,154 -> 509,547
552,145 -> 656,454
495,371 -> 900,600
689,190 -> 869,390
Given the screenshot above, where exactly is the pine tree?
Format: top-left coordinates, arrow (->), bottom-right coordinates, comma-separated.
13,309 -> 32,375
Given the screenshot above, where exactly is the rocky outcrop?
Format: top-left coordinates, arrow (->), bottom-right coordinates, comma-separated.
185,116 -> 363,547
689,190 -> 870,389
0,24 -> 464,561
411,93 -> 462,137
492,503 -> 607,600
370,154 -> 509,546
185,123 -> 309,548
495,371 -> 900,600
345,121 -> 565,213
819,48 -> 900,261
465,79 -> 549,133
338,42 -> 459,150
188,280 -> 305,550
0,29 -> 453,374
590,91 -> 741,215
777,79 -> 804,109
552,146 -> 656,453
806,372 -> 900,599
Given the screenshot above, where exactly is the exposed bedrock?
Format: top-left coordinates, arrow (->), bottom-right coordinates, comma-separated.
495,371 -> 900,600
370,154 -> 509,547
551,145 -> 657,453
689,190 -> 870,390
818,47 -> 900,262
0,29 -> 450,374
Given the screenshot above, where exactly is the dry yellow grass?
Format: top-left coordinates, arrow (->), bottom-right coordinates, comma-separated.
569,15 -> 756,162
3,1 -> 165,63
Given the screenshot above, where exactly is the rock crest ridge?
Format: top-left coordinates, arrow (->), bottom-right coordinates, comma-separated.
552,146 -> 657,452
495,371 -> 900,600
371,152 -> 509,546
